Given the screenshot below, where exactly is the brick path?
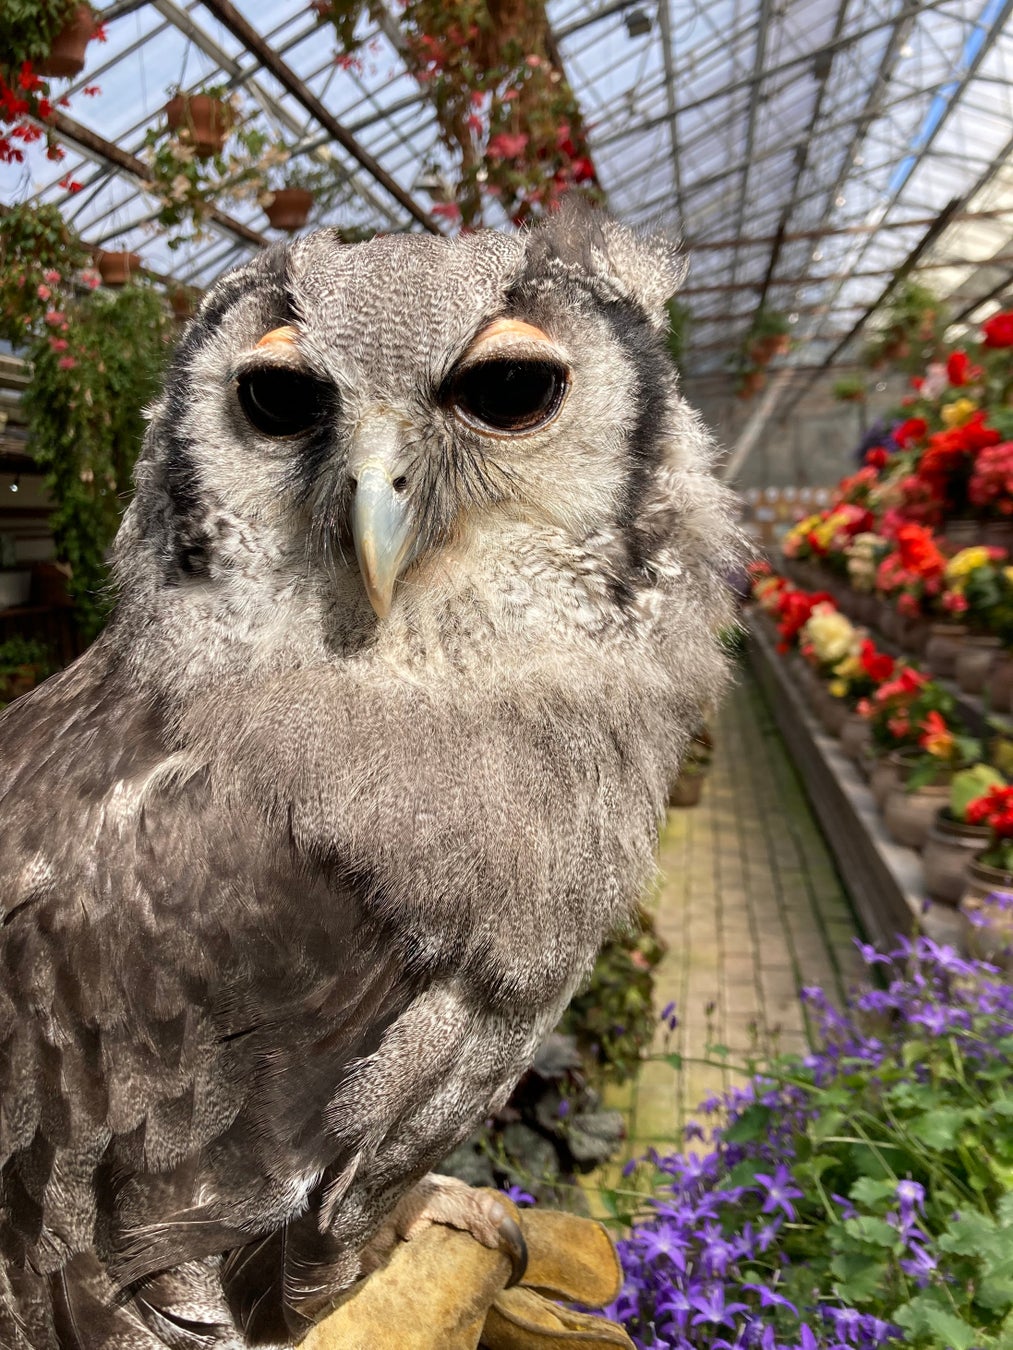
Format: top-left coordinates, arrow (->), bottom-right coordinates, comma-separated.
601,665 -> 865,1163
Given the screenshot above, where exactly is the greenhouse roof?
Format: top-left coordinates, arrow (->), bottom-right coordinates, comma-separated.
5,0 -> 1013,422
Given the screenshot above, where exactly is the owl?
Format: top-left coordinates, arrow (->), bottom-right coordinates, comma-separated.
0,204 -> 738,1348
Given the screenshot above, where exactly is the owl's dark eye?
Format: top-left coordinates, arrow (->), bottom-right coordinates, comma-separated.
237,367 -> 329,437
450,359 -> 568,434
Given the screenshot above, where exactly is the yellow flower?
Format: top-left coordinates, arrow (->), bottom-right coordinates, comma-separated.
945,546 -> 991,584
833,652 -> 862,680
828,679 -> 849,698
940,397 -> 977,427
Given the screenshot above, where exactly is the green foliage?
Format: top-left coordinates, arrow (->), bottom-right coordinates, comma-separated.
832,375 -> 866,402
0,634 -> 53,675
666,299 -> 691,372
559,905 -> 666,1084
23,282 -> 174,640
0,201 -> 88,347
0,0 -> 88,70
951,763 -> 1006,820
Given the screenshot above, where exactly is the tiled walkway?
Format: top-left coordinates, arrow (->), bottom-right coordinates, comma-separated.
604,664 -> 866,1160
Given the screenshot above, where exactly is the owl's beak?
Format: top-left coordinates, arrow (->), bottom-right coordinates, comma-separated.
348,418 -> 421,618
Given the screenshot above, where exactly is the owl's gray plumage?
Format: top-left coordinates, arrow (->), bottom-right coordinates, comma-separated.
0,206 -> 737,1347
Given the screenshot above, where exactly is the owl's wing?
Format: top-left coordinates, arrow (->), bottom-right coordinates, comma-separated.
0,645 -> 424,1338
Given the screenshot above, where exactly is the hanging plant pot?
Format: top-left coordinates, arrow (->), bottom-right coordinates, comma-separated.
263,188 -> 314,232
165,93 -> 234,158
36,3 -> 96,78
737,370 -> 765,400
169,286 -> 196,320
97,250 -> 142,286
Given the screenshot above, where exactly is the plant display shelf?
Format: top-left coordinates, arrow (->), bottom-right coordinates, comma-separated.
747,612 -> 962,952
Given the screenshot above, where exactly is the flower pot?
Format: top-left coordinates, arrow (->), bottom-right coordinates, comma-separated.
982,520 -> 1013,551
883,765 -> 952,851
839,713 -> 872,763
737,370 -> 765,399
922,810 -> 991,906
36,3 -> 95,77
870,756 -> 901,809
97,250 -> 142,286
954,634 -> 1002,696
169,287 -> 195,319
896,614 -> 929,656
959,856 -> 1013,971
668,771 -> 705,808
263,188 -> 314,232
0,570 -> 32,609
165,93 -> 234,158
942,518 -> 980,547
876,599 -> 899,641
812,683 -> 850,737
987,652 -> 1013,715
924,623 -> 968,679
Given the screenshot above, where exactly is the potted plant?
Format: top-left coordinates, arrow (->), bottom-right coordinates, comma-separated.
96,248 -> 143,286
960,782 -> 1013,965
745,308 -> 791,365
923,763 -> 1004,905
1,0 -> 100,80
736,366 -> 765,400
0,201 -> 88,348
0,635 -> 54,704
144,94 -> 283,247
832,375 -> 866,403
937,545 -> 1012,694
165,83 -> 236,158
668,727 -> 713,807
23,280 -> 175,640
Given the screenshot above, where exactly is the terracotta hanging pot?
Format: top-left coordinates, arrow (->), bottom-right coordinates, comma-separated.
165,93 -> 234,158
263,188 -> 314,232
97,250 -> 142,286
922,810 -> 991,906
954,634 -> 1002,696
36,3 -> 96,78
169,287 -> 195,319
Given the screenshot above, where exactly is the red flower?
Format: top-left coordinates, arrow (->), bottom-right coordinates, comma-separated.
918,711 -> 954,758
946,350 -> 983,386
982,310 -> 1013,348
865,447 -> 889,470
894,417 -> 927,448
859,640 -> 894,684
486,132 -> 529,159
895,523 -> 945,579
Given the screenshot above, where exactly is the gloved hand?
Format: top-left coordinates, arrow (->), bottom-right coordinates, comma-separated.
302,1191 -> 633,1350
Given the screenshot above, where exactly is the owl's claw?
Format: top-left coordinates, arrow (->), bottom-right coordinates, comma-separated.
497,1213 -> 529,1288
362,1174 -> 529,1287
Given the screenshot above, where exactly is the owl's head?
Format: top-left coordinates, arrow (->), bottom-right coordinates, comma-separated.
118,205 -> 734,675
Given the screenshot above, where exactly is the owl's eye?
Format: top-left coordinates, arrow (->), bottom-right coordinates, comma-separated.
237,368 -> 329,437
450,359 -> 568,434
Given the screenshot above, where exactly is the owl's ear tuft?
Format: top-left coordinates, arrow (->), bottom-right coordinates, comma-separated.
523,199 -> 687,327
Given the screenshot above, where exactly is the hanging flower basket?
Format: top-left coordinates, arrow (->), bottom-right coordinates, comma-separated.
737,369 -> 765,400
36,3 -> 96,78
169,286 -> 196,319
165,93 -> 234,158
263,188 -> 314,232
97,250 -> 142,286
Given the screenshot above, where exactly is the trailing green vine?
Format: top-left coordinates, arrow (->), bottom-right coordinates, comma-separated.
24,283 -> 174,639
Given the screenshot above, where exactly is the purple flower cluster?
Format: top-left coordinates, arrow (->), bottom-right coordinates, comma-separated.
603,935 -> 1013,1349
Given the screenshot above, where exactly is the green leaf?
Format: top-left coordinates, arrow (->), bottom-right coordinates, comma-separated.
723,1104 -> 773,1145
830,1251 -> 890,1304
907,1106 -> 970,1149
939,1211 -> 998,1256
849,1176 -> 899,1210
842,1215 -> 900,1250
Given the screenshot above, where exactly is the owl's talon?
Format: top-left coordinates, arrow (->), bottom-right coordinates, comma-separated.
498,1214 -> 528,1288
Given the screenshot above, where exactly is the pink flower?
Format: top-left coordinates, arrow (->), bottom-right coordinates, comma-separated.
486,132 -> 529,159
429,201 -> 461,222
81,270 -> 100,290
36,283 -> 51,300
44,308 -> 64,326
43,269 -> 61,283
48,337 -> 68,352
57,356 -> 77,370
